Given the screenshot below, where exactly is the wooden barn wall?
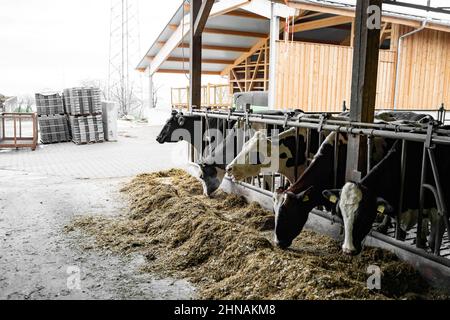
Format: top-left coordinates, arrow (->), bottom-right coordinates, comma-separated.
275,41 -> 396,111
396,26 -> 450,110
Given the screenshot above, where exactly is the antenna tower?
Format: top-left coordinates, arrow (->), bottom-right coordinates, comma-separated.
108,0 -> 143,116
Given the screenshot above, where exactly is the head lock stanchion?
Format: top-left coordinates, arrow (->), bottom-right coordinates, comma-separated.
417,123 -> 450,255
334,126 -> 343,189
294,116 -> 303,182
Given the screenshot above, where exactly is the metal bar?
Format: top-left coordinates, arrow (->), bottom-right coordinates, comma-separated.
306,128 -> 311,164
191,110 -> 450,136
190,111 -> 450,145
367,135 -> 373,173
333,131 -> 339,188
382,0 -> 450,15
294,127 -> 300,181
417,144 -> 428,249
396,139 -> 408,240
427,148 -> 450,254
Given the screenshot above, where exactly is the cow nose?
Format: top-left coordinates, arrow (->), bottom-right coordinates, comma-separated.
342,247 -> 357,256
275,238 -> 292,250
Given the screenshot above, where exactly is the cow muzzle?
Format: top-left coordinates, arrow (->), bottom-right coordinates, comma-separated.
342,247 -> 358,256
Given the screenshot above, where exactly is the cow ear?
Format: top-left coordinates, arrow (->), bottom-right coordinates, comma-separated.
178,116 -> 185,126
376,198 -> 394,215
297,186 -> 314,202
286,186 -> 313,202
322,189 -> 340,204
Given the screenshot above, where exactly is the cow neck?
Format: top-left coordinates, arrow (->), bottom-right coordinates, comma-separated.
288,138 -> 335,195
361,140 -> 401,193
203,127 -> 237,169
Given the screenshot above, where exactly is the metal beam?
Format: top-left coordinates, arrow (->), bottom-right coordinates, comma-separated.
346,0 -> 382,182
383,0 -> 450,15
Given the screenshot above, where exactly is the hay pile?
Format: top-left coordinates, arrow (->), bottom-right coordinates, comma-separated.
66,169 -> 447,300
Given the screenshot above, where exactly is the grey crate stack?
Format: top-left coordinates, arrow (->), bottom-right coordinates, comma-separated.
68,115 -> 104,145
63,87 -> 102,115
36,93 -> 71,144
64,87 -> 104,145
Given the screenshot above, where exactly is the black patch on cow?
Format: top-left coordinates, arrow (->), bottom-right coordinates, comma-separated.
281,135 -> 306,168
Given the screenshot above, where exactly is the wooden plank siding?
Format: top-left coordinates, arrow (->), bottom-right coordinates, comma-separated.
396,26 -> 450,110
275,29 -> 450,112
275,41 -> 396,111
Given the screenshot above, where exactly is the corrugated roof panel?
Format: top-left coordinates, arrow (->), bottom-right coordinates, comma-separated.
159,61 -> 226,73
206,15 -> 270,33
170,48 -> 242,60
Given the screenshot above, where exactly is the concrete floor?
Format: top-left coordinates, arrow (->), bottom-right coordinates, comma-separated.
0,120 -> 196,300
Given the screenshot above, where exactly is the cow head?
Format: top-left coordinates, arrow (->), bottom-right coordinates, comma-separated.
198,162 -> 225,197
323,182 -> 394,255
273,186 -> 315,249
226,131 -> 270,181
156,111 -> 193,144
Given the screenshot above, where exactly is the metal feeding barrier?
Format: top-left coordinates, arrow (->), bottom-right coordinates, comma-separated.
184,108 -> 450,285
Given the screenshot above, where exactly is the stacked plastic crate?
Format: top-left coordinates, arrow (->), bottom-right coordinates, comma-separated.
64,87 -> 104,145
36,92 -> 70,144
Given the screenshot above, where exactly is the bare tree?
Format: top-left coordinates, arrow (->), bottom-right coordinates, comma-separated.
108,80 -> 143,118
79,79 -> 108,100
151,83 -> 163,109
79,78 -> 144,119
16,94 -> 35,113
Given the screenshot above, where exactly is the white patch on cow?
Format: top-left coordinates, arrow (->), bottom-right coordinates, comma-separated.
201,180 -> 209,196
272,191 -> 287,245
227,128 -> 312,184
227,131 -> 269,180
339,182 -> 363,254
273,192 -> 287,218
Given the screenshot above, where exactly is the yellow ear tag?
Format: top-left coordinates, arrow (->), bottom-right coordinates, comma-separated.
303,195 -> 310,202
377,205 -> 385,215
330,195 -> 337,204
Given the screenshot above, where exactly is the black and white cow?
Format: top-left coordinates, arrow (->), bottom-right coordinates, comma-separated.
197,110 -> 296,196
226,111 -> 414,186
156,110 -> 232,152
273,131 -> 396,249
323,140 -> 449,255
226,126 -> 321,185
273,132 -> 349,249
273,111 -> 438,249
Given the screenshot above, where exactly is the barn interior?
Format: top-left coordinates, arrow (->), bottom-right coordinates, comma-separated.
135,0 -> 450,291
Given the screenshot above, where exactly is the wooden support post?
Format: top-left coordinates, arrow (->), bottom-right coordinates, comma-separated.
189,0 -> 213,109
190,0 -> 202,109
346,0 -> 382,181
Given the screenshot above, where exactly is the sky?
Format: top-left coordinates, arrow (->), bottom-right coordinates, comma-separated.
0,0 -> 211,107
0,0 -> 448,105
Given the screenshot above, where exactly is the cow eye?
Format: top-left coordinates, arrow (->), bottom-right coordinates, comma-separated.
280,153 -> 288,159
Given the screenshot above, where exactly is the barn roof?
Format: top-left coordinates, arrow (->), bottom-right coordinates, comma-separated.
136,0 -> 292,75
286,0 -> 450,31
137,0 -> 450,75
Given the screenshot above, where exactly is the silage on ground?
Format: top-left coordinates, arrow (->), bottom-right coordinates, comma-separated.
66,169 -> 448,300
